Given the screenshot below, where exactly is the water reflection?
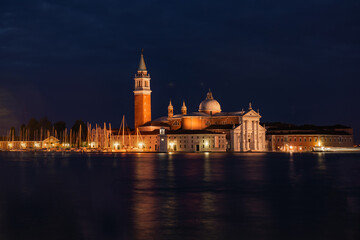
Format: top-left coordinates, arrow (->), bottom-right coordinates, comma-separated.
0,152 -> 359,240
133,155 -> 158,239
317,152 -> 326,170
203,154 -> 211,182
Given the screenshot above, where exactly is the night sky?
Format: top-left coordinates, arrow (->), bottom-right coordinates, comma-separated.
0,0 -> 359,142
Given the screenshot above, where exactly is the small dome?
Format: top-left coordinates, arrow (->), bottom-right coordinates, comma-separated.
199,89 -> 221,114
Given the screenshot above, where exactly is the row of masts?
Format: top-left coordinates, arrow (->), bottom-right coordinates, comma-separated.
1,115 -> 144,151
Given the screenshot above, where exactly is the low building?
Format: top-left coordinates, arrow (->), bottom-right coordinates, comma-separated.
0,136 -> 61,150
266,123 -> 354,151
109,128 -> 227,152
166,130 -> 227,152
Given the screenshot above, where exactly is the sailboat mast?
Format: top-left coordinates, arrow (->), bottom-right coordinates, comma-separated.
79,124 -> 82,148
122,115 -> 125,148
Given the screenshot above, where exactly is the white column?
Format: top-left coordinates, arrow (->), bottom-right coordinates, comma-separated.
256,121 -> 259,150
241,121 -> 245,151
244,120 -> 248,151
252,120 -> 256,151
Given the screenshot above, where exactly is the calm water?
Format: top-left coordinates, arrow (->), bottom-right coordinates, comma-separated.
0,152 -> 359,240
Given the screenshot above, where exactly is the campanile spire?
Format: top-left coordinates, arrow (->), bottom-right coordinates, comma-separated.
138,48 -> 147,71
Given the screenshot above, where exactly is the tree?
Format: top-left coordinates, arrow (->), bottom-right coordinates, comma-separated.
27,118 -> 39,140
71,120 -> 87,142
39,117 -> 52,132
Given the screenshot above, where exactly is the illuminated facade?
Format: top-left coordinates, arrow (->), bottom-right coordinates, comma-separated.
0,136 -> 61,150
266,123 -> 354,151
138,87 -> 266,152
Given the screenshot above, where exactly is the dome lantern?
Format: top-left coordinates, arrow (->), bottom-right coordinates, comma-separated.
198,89 -> 221,115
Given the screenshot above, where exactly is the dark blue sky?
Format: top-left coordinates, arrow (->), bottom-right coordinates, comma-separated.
0,0 -> 359,141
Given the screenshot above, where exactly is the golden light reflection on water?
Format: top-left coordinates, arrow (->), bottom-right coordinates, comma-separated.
317,153 -> 326,170
199,191 -> 217,238
289,152 -> 296,180
203,155 -> 211,182
132,156 -> 158,240
87,158 -> 92,169
167,157 -> 174,178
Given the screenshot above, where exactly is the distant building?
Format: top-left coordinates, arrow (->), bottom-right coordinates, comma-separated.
0,136 -> 61,150
265,123 -> 354,151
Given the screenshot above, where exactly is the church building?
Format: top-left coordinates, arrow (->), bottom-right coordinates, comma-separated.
132,50 -> 266,152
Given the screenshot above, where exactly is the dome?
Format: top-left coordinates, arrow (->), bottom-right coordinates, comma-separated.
199,89 -> 221,114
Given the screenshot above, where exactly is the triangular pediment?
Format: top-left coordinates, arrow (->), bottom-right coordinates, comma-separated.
243,109 -> 261,117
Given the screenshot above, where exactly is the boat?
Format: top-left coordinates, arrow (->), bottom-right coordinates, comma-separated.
313,146 -> 360,152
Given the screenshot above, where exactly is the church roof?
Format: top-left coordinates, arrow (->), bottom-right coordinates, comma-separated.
153,111 -> 246,121
141,121 -> 170,127
138,49 -> 147,71
205,124 -> 240,130
167,129 -> 222,135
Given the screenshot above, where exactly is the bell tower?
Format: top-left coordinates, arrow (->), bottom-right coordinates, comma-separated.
134,49 -> 152,129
